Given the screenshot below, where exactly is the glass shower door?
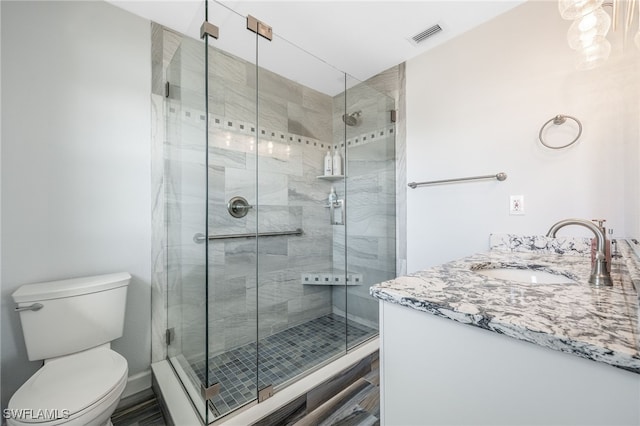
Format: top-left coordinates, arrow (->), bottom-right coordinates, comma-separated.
199,3 -> 261,420
344,76 -> 396,348
255,31 -> 348,392
165,5 -> 262,420
164,35 -> 211,421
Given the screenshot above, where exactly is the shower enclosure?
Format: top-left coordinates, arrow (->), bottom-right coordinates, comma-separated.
162,2 -> 395,422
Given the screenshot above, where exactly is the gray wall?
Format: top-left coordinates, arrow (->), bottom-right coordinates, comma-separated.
1,0 -> 151,408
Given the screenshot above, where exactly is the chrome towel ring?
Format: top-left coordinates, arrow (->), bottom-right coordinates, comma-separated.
539,114 -> 582,149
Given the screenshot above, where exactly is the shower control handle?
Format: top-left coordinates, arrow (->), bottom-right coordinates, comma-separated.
228,196 -> 252,218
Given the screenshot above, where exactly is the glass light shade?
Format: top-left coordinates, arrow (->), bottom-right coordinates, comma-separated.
559,0 -> 604,20
575,38 -> 611,69
567,8 -> 611,49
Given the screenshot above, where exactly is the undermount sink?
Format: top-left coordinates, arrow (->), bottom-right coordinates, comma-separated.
474,267 -> 577,284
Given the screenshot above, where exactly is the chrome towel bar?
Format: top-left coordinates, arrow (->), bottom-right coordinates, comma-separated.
193,228 -> 303,243
408,172 -> 507,189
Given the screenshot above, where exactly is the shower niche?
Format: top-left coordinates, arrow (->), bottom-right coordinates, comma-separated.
159,3 -> 396,422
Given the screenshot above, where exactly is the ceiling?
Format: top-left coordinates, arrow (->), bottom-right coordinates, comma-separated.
108,0 -> 525,94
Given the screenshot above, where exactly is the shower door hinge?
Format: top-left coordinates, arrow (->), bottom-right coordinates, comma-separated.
201,382 -> 221,401
390,110 -> 397,123
258,384 -> 274,402
165,82 -> 170,98
200,21 -> 220,40
165,328 -> 175,345
247,15 -> 273,41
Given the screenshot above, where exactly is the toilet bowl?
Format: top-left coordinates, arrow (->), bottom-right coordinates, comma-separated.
7,346 -> 128,426
8,273 -> 131,426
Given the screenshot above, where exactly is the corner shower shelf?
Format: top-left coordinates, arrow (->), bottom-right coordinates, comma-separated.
301,272 -> 363,286
316,175 -> 345,181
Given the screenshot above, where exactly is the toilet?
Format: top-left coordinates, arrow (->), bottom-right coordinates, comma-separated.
8,272 -> 131,426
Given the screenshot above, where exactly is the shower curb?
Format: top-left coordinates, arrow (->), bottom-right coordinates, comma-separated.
152,338 -> 379,425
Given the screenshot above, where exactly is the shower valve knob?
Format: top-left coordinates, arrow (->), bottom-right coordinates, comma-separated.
228,196 -> 252,218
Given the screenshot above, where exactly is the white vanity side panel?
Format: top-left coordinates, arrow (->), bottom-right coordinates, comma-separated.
380,301 -> 640,426
379,302 -> 386,425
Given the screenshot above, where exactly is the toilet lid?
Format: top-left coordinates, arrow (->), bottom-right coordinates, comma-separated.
9,348 -> 127,423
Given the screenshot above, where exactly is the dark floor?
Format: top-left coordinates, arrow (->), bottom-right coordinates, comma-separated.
112,389 -> 166,426
294,358 -> 380,426
191,313 -> 375,418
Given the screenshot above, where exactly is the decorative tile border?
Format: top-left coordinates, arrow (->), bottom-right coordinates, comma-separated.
334,126 -> 396,151
167,104 -> 394,153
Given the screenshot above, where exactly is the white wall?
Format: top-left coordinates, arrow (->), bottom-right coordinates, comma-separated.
1,1 -> 151,408
406,0 -> 640,272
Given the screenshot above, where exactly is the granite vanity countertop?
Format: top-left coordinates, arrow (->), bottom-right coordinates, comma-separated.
370,235 -> 640,373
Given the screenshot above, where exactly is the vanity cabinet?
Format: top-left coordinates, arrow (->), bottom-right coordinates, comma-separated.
372,236 -> 640,425
379,301 -> 640,426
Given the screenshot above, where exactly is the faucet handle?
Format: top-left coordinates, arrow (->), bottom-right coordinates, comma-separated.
592,219 -> 606,229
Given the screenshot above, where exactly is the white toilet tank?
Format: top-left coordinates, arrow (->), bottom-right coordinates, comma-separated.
12,272 -> 131,361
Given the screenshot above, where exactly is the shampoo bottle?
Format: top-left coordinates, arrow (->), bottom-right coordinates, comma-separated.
332,149 -> 342,176
324,151 -> 333,176
328,185 -> 337,205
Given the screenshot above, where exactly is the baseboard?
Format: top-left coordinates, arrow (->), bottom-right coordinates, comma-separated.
122,369 -> 152,399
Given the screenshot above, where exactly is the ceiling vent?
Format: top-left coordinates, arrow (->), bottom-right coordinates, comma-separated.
409,24 -> 443,46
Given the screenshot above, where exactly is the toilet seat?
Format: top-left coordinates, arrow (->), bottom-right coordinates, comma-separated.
8,347 -> 127,425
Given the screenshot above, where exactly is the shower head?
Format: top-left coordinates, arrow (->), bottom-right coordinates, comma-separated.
342,111 -> 361,127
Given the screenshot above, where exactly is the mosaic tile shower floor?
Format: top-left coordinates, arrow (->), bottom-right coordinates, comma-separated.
190,313 -> 375,417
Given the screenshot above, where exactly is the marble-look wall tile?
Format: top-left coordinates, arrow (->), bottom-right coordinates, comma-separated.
246,64 -> 304,105
151,92 -> 167,363
388,64 -> 407,275
162,29 -> 181,85
287,103 -> 333,142
224,313 -> 255,351
210,48 -> 249,88
207,81 -> 227,118
223,82 -> 257,124
302,86 -> 333,116
208,145 -> 247,169
151,23 -> 165,96
257,301 -> 290,338
287,291 -> 333,329
259,92 -> 289,132
211,276 -> 247,320
254,151 -> 303,178
289,176 -> 329,207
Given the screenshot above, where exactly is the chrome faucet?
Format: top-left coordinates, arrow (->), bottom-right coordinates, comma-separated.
546,218 -> 613,287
